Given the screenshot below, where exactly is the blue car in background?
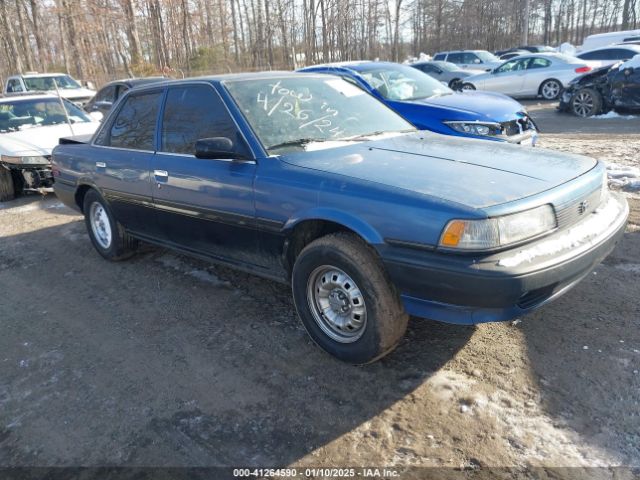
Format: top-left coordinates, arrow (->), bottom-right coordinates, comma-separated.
298,61 -> 538,145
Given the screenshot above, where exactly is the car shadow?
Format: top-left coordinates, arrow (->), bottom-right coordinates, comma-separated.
0,221 -> 474,467
0,193 -> 79,217
519,229 -> 640,465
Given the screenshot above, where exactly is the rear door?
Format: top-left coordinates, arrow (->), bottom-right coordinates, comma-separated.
522,57 -> 552,94
151,83 -> 259,265
91,89 -> 162,237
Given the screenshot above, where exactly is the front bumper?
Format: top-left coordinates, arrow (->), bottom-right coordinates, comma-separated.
1,162 -> 54,193
381,193 -> 628,325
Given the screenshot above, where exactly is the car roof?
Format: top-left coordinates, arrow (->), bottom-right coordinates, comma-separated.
579,44 -> 640,53
0,93 -> 60,103
125,71 -> 336,93
17,73 -> 71,78
436,50 -> 491,54
100,77 -> 166,88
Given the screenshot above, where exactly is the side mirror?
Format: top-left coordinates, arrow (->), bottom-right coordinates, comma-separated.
195,137 -> 247,160
474,58 -> 481,64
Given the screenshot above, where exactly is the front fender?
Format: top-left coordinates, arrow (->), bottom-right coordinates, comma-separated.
283,207 -> 385,245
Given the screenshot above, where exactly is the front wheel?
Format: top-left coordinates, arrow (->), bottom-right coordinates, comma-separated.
0,167 -> 15,202
83,189 -> 138,261
292,233 -> 408,364
461,83 -> 476,91
571,88 -> 602,117
540,79 -> 562,100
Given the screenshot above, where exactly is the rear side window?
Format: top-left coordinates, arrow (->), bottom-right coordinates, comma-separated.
7,79 -> 23,93
160,84 -> 245,156
447,53 -> 464,63
528,58 -> 551,69
96,91 -> 161,150
433,53 -> 446,61
614,49 -> 636,60
94,85 -> 117,103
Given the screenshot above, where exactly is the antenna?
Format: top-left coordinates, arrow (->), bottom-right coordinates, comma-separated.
53,78 -> 75,136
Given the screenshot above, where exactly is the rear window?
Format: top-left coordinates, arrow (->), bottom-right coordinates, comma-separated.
433,53 -> 446,61
95,91 -> 162,150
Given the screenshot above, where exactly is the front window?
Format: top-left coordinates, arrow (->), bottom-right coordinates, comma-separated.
496,59 -> 528,73
224,76 -> 414,154
23,75 -> 81,91
0,98 -> 91,133
358,64 -> 453,101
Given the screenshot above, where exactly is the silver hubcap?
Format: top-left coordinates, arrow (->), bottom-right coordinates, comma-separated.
89,201 -> 112,249
573,91 -> 594,117
307,265 -> 367,343
542,81 -> 560,99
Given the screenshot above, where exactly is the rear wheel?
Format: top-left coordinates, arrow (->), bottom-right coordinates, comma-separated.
448,78 -> 461,90
292,233 -> 408,364
461,83 -> 476,91
540,79 -> 562,100
571,88 -> 603,117
83,189 -> 138,261
0,167 -> 15,202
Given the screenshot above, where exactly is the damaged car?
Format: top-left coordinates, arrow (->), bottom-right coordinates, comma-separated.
0,94 -> 100,201
559,54 -> 640,117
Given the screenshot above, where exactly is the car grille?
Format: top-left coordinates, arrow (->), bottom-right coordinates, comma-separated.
501,117 -> 534,136
517,284 -> 558,310
555,188 -> 602,230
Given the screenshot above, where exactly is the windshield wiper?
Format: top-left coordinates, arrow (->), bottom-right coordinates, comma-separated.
266,138 -> 329,151
341,129 -> 414,141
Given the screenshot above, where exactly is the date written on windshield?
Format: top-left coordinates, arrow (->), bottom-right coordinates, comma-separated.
256,81 -> 344,136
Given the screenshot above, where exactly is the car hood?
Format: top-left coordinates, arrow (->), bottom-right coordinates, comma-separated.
0,122 -> 99,156
280,132 -> 597,209
409,91 -> 525,120
50,88 -> 96,100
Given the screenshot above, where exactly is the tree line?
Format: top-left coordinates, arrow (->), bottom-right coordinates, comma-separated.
0,0 -> 639,87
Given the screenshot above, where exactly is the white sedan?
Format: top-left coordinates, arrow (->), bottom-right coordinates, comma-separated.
460,53 -> 596,100
0,94 -> 100,201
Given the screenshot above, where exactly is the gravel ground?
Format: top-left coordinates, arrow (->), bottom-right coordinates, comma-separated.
0,104 -> 639,477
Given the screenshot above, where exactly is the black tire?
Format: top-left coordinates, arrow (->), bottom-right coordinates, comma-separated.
448,78 -> 461,90
83,189 -> 138,261
539,78 -> 562,100
461,83 -> 476,91
0,167 -> 15,202
571,87 -> 603,117
292,232 -> 408,364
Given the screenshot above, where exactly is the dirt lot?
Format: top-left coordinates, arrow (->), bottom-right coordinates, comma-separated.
1,103 -> 639,477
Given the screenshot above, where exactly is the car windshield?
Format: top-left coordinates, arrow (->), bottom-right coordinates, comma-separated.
434,61 -> 462,71
476,51 -> 500,62
224,76 -> 415,153
0,98 -> 91,133
358,64 -> 453,101
23,75 -> 81,91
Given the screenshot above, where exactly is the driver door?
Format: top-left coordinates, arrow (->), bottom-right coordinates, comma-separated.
485,59 -> 529,95
151,83 -> 259,266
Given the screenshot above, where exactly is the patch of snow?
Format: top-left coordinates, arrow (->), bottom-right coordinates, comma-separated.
618,53 -> 640,70
498,195 -> 624,268
591,111 -> 637,120
614,263 -> 640,274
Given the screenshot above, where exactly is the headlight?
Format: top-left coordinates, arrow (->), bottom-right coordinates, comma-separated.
439,204 -> 556,250
444,121 -> 502,137
0,155 -> 49,165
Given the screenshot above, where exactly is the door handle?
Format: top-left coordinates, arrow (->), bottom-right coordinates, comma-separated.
96,162 -> 106,168
154,170 -> 168,178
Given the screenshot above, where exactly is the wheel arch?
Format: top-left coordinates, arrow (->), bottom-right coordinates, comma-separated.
538,77 -> 562,95
282,209 -> 384,277
74,180 -> 101,213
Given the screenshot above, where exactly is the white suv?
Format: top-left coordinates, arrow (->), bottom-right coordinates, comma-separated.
4,73 -> 95,106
